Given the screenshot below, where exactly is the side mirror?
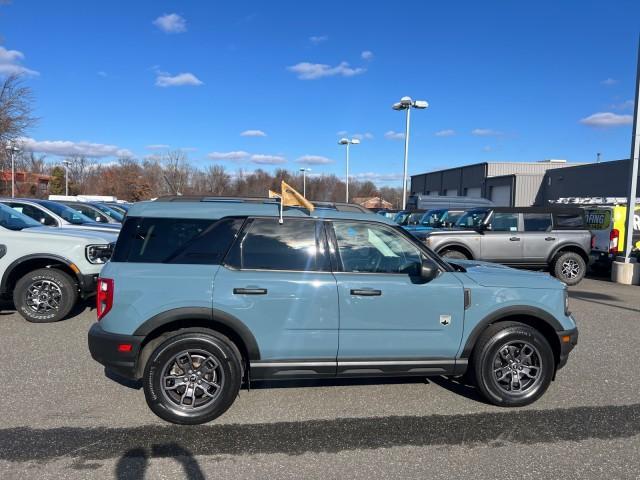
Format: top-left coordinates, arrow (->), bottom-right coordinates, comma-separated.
419,259 -> 439,282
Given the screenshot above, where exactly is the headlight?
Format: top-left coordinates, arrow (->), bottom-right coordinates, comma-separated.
86,244 -> 114,264
564,287 -> 570,316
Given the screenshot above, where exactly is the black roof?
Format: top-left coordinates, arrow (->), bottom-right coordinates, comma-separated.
489,206 -> 585,215
154,196 -> 371,213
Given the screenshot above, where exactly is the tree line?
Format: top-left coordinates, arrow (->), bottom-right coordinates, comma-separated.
0,74 -> 402,206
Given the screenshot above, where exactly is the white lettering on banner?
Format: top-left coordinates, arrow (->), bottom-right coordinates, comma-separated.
634,214 -> 640,231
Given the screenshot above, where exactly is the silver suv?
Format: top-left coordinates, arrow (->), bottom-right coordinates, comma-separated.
421,207 -> 592,285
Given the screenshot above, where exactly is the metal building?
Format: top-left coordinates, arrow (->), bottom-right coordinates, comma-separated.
410,160 -> 576,206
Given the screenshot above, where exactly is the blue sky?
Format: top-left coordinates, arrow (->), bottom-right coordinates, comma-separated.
1,0 -> 639,186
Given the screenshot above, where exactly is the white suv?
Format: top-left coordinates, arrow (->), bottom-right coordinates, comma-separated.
0,203 -> 118,322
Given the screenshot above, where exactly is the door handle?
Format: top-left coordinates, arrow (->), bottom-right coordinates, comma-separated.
545,237 -> 556,241
233,288 -> 268,295
350,289 -> 382,296
509,237 -> 520,241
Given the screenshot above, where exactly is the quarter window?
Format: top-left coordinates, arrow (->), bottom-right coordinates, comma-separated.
523,213 -> 552,232
554,213 -> 585,229
333,221 -> 422,274
225,218 -> 323,271
489,212 -> 518,232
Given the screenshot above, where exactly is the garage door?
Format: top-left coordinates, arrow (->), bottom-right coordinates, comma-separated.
489,185 -> 512,206
445,189 -> 458,196
464,187 -> 482,198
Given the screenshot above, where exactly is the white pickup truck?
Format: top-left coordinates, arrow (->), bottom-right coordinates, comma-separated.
0,203 -> 118,322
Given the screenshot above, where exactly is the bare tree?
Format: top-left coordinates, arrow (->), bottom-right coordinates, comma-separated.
0,74 -> 38,171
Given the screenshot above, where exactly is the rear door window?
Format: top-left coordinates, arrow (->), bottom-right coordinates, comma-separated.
225,218 -> 327,271
523,213 -> 552,232
112,217 -> 243,264
489,212 -> 519,232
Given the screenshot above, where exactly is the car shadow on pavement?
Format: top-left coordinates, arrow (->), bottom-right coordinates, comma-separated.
115,444 -> 205,480
569,290 -> 640,314
2,403 -> 639,467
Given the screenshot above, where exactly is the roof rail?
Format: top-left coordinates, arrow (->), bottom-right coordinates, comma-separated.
153,195 -> 372,213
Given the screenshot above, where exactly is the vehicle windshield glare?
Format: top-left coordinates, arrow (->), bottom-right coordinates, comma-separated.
455,209 -> 490,228
36,200 -> 95,225
0,203 -> 43,230
93,203 -> 124,222
421,209 -> 446,227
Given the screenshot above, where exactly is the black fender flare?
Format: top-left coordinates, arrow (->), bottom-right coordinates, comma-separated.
547,243 -> 589,264
0,253 -> 82,295
133,306 -> 261,360
460,305 -> 563,359
436,242 -> 474,259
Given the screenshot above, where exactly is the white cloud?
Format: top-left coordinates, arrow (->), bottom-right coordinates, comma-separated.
353,132 -> 374,140
434,129 -> 456,137
361,50 -> 374,61
97,71 -> 107,77
579,112 -> 633,127
609,99 -> 634,111
207,151 -> 250,161
309,35 -> 328,45
153,13 -> 187,33
20,137 -> 133,158
155,71 -> 203,87
601,78 -> 618,86
287,61 -> 365,80
0,46 -> 39,76
352,172 -> 403,184
146,144 -> 170,150
482,145 -> 493,152
296,155 -> 334,165
250,154 -> 287,165
471,128 -> 503,136
336,130 -> 348,136
240,129 -> 267,137
384,130 -> 405,140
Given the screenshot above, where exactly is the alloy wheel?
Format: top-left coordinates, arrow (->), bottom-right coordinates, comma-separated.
491,341 -> 543,395
25,280 -> 62,314
561,259 -> 580,279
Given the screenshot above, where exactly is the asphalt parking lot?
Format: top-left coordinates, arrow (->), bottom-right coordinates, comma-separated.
0,276 -> 639,480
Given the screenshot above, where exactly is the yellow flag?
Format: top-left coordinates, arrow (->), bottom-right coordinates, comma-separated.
281,181 -> 314,212
268,189 -> 281,199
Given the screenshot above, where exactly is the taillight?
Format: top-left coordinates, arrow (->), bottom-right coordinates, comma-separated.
591,234 -> 596,249
96,278 -> 114,320
609,229 -> 619,254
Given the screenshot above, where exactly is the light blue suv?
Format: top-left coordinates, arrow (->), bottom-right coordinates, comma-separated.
88,198 -> 578,424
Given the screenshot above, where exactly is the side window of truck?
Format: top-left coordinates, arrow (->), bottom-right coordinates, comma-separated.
489,212 -> 518,232
523,213 -> 552,232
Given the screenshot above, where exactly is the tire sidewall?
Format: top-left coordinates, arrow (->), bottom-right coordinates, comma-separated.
441,249 -> 469,260
554,252 -> 586,285
475,325 -> 554,407
143,333 -> 241,425
13,269 -> 76,323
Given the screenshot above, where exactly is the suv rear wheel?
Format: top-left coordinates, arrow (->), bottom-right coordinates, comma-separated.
552,251 -> 586,285
13,268 -> 78,323
472,321 -> 554,407
439,249 -> 470,260
143,329 -> 243,425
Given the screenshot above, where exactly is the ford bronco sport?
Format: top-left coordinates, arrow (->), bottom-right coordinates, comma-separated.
88,198 -> 578,425
0,203 -> 117,322
419,207 -> 592,285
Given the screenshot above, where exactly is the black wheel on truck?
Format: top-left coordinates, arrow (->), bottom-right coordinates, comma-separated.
552,251 -> 586,286
472,321 -> 555,407
142,328 -> 243,425
440,249 -> 470,260
13,268 -> 78,323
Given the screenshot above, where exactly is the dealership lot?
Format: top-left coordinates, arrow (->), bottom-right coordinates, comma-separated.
0,276 -> 639,480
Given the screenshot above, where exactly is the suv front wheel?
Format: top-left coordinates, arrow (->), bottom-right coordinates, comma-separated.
143,329 -> 243,425
472,322 -> 555,407
13,268 -> 78,323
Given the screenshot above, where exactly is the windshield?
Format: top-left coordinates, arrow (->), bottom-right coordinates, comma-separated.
455,209 -> 490,228
406,212 -> 424,225
0,203 -> 42,230
421,209 -> 447,227
393,212 -> 409,224
93,203 -> 124,222
35,200 -> 96,225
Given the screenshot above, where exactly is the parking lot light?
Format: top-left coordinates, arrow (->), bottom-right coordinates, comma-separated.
338,138 -> 360,202
5,142 -> 21,198
391,96 -> 429,210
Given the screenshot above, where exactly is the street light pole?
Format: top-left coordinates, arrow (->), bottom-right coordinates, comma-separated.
338,138 -> 360,202
392,96 -> 429,210
62,160 -> 72,196
299,168 -> 311,197
5,143 -> 20,198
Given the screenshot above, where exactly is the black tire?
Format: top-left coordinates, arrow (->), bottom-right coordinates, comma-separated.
440,249 -> 470,260
472,321 -> 555,407
143,329 -> 243,425
13,268 -> 78,323
552,251 -> 586,286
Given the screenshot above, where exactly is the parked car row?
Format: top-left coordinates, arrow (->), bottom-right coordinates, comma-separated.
0,197 -> 131,322
391,205 -> 593,285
